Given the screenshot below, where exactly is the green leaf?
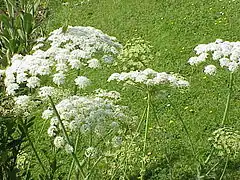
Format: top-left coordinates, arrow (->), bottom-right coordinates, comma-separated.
22,13 -> 33,35
17,29 -> 25,40
0,14 -> 11,27
4,0 -> 15,18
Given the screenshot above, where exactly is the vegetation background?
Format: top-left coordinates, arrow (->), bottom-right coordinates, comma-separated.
41,0 -> 240,179
1,0 -> 240,179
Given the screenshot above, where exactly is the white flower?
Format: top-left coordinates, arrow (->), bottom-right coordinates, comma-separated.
204,65 -> 217,75
175,79 -> 190,87
87,58 -> 101,69
189,39 -> 240,73
198,53 -> 208,62
6,83 -> 19,95
107,73 -> 120,82
68,59 -> 81,69
47,126 -> 57,137
39,86 -> 55,97
54,136 -> 65,148
65,144 -> 74,154
26,76 -> 40,88
228,61 -> 238,72
135,74 -> 147,83
53,72 -> 65,85
14,95 -> 31,107
16,73 -> 28,83
188,57 -> 199,65
56,63 -> 68,72
50,117 -> 59,126
32,43 -> 44,51
108,69 -> 189,87
69,120 -> 78,131
219,58 -> 230,67
74,76 -> 91,89
42,109 -> 54,120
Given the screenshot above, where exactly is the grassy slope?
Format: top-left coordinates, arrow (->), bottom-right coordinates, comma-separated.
41,0 -> 240,179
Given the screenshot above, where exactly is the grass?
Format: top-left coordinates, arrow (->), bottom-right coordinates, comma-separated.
27,0 -> 240,179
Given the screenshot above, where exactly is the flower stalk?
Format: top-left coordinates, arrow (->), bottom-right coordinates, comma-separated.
48,96 -> 85,179
141,89 -> 151,179
221,72 -> 233,125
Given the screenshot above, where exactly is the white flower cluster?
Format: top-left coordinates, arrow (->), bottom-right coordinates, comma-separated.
95,89 -> 121,100
108,68 -> 189,87
43,95 -> 131,150
188,39 -> 240,74
74,76 -> 91,89
14,95 -> 31,108
2,26 -> 122,95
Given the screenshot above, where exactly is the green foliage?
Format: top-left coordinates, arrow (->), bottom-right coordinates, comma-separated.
0,0 -> 48,67
0,94 -> 34,180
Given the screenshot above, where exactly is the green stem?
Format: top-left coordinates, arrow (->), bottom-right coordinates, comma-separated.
167,97 -> 197,162
67,131 -> 81,180
219,156 -> 228,180
85,156 -> 103,180
205,160 -> 220,177
136,105 -> 147,133
48,96 -> 85,179
36,118 -> 48,142
221,72 -> 233,125
150,101 -> 161,128
205,72 -> 234,167
141,90 -> 151,179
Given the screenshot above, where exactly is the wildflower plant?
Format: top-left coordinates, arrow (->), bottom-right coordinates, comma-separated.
108,68 -> 189,178
0,25 -> 140,178
188,40 -> 240,179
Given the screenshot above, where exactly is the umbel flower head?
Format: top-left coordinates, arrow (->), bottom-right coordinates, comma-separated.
2,26 -> 122,95
44,92 -> 133,153
115,37 -> 154,71
208,127 -> 240,158
108,68 -> 189,88
188,39 -> 240,74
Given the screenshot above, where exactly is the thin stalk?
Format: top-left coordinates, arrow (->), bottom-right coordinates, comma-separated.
36,118 -> 48,142
204,72 -> 234,166
136,105 -> 147,133
67,131 -> 81,180
204,147 -> 214,164
205,161 -> 220,177
167,97 -> 197,160
221,72 -> 233,125
85,156 -> 103,180
219,157 -> 228,180
48,96 -> 85,179
141,90 -> 151,179
150,101 -> 161,128
87,127 -> 93,170
127,103 -> 147,151
25,124 -> 47,174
